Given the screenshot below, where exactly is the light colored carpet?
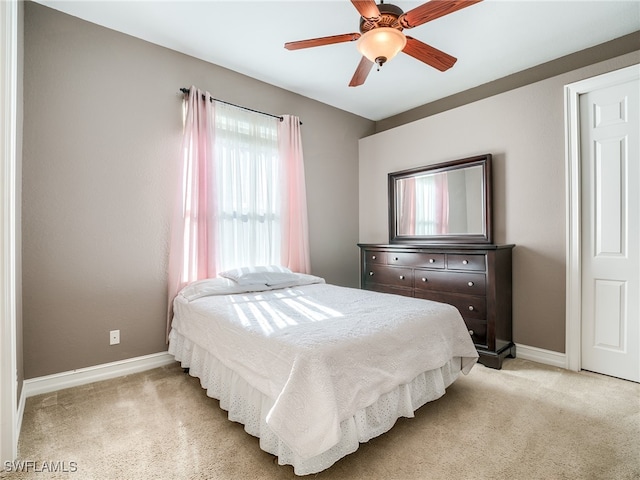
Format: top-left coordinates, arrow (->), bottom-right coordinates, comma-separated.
3,358 -> 639,479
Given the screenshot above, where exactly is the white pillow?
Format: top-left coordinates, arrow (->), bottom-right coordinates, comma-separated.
219,265 -> 297,286
179,272 -> 326,301
290,273 -> 326,287
179,278 -> 246,301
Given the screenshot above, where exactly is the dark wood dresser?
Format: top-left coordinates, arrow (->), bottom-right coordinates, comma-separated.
358,243 -> 515,369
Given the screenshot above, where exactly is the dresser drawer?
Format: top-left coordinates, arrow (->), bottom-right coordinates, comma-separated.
365,265 -> 413,288
414,270 -> 486,295
414,291 -> 486,320
446,254 -> 486,271
364,251 -> 386,264
388,252 -> 445,269
416,291 -> 489,346
465,318 -> 488,347
364,283 -> 413,298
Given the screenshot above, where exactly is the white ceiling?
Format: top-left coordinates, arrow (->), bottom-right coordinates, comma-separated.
35,0 -> 640,121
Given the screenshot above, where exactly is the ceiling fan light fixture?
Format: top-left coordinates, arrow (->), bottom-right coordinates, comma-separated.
356,27 -> 407,67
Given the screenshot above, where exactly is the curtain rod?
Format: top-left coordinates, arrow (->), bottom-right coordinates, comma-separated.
180,87 -> 301,124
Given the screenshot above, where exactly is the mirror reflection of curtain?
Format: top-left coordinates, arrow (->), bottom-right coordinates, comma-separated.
415,172 -> 449,235
398,177 -> 416,235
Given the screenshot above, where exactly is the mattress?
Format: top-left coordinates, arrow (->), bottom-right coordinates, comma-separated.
169,280 -> 478,474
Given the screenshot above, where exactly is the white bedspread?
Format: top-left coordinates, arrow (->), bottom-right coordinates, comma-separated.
171,283 -> 478,459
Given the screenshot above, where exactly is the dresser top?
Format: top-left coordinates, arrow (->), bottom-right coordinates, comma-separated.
358,243 -> 515,251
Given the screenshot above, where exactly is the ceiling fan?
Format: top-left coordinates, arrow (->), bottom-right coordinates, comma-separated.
284,0 -> 482,87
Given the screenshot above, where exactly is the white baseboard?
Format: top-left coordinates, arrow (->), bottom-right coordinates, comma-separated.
16,387 -> 26,445
22,351 -> 176,398
515,343 -> 567,369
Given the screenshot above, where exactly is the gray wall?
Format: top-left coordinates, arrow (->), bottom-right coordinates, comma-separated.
22,2 -> 374,379
359,50 -> 639,354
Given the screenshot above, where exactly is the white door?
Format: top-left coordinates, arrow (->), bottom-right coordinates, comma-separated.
579,75 -> 639,382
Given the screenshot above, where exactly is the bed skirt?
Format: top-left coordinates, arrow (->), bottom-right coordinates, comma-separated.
168,329 -> 462,476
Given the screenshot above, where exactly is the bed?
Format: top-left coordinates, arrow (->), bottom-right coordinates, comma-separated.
168,267 -> 478,475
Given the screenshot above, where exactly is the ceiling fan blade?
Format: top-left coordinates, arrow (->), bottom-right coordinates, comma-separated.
285,33 -> 361,50
350,0 -> 381,20
403,36 -> 457,71
400,0 -> 482,29
349,56 -> 374,87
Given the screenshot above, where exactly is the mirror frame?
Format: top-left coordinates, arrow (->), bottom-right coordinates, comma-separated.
388,154 -> 493,245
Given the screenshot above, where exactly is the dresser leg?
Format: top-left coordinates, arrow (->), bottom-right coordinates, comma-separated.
477,343 -> 515,369
478,353 -> 503,369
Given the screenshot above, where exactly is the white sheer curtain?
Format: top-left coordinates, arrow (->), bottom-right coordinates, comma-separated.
213,102 -> 281,272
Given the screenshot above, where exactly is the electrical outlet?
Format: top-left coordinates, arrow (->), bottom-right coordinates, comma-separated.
109,329 -> 120,345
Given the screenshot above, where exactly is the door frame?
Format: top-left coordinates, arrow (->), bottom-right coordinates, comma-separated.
0,0 -> 19,465
564,64 -> 640,372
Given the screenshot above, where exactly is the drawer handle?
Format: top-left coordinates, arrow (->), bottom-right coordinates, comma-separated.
462,260 -> 469,265
369,271 -> 374,276
429,258 -> 435,263
468,329 -> 474,336
421,277 -> 427,282
468,305 -> 475,311
399,275 -> 405,280
468,281 -> 474,287
394,257 -> 399,261
371,255 -> 376,260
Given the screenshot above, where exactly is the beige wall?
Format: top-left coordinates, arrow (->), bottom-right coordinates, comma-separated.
359,51 -> 639,353
22,2 -> 374,378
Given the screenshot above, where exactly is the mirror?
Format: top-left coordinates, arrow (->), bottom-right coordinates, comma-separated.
389,154 -> 492,244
